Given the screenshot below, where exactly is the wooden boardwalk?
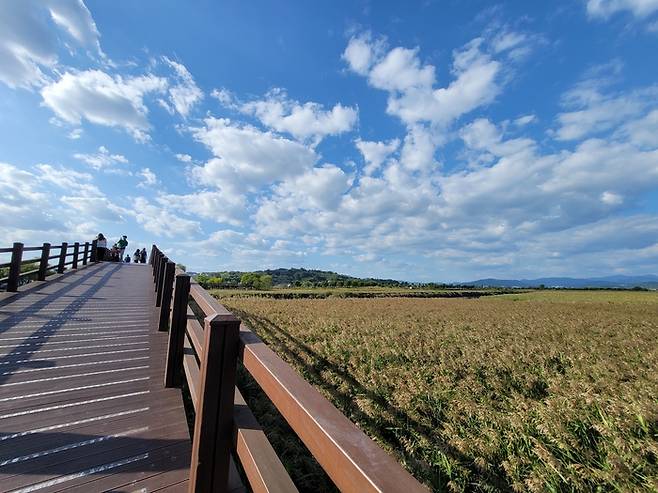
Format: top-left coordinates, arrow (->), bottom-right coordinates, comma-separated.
0,262 -> 191,492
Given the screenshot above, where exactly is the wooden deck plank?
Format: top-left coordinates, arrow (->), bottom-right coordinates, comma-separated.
0,263 -> 191,493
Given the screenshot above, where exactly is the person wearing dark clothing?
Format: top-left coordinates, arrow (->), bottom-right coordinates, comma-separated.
117,235 -> 128,261
133,249 -> 141,263
140,248 -> 147,264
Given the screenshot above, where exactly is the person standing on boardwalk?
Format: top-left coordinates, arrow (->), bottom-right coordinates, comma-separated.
96,233 -> 107,261
117,235 -> 128,262
140,247 -> 147,263
133,249 -> 141,263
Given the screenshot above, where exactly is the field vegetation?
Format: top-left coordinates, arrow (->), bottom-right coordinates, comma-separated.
217,289 -> 658,492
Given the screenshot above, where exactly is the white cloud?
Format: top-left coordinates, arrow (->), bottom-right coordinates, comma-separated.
555,81 -> 658,141
190,117 -> 318,191
274,165 -> 353,210
68,128 -> 83,140
368,47 -> 435,92
345,34 -> 504,128
355,138 -> 400,175
400,125 -> 438,171
47,0 -> 102,53
586,0 -> 658,18
138,167 -> 158,188
0,163 -> 56,232
161,57 -> 203,117
41,69 -> 168,142
211,88 -> 238,108
35,163 -> 99,195
238,89 -> 357,144
620,108 -> 658,146
0,0 -> 102,89
514,114 -> 537,126
60,196 -> 129,222
159,190 -> 246,226
175,153 -> 192,163
600,191 -> 624,205
342,32 -> 385,76
132,197 -> 201,238
74,146 -> 128,170
0,161 -> 128,241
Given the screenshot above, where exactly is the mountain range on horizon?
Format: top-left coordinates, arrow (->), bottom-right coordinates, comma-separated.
461,274 -> 658,289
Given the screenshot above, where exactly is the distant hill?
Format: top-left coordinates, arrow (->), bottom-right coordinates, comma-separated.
199,267 -> 414,288
462,275 -> 658,289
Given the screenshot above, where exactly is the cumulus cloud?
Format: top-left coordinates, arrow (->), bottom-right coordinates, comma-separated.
138,167 -> 158,188
355,138 -> 400,175
74,146 -> 128,170
0,161 -> 129,242
61,195 -> 129,222
274,165 -> 353,209
236,89 -> 357,144
342,32 -> 385,76
400,125 -> 439,171
159,190 -> 247,226
132,197 -> 201,238
190,117 -> 318,191
586,0 -> 658,18
344,33 -> 505,128
0,0 -> 102,89
41,69 -> 167,142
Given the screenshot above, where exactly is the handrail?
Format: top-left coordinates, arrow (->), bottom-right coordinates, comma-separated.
0,240 -> 96,292
152,245 -> 429,493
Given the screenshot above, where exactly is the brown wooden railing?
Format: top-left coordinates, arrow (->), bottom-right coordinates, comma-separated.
150,245 -> 429,493
0,240 -> 98,292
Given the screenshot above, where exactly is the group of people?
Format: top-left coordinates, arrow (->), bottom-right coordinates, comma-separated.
95,234 -> 147,264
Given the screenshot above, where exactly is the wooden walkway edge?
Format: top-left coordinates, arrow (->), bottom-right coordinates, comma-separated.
0,262 -> 191,492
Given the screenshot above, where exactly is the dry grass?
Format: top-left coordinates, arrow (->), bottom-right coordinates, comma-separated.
218,290 -> 658,492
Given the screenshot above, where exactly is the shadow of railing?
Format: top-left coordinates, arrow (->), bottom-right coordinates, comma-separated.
0,264 -> 121,384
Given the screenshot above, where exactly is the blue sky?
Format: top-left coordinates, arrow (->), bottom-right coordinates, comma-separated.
1,0 -> 657,281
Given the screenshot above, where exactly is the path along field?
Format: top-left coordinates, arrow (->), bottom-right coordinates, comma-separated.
214,289 -> 658,492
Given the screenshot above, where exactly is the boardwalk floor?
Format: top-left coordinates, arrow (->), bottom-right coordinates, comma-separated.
0,262 -> 191,492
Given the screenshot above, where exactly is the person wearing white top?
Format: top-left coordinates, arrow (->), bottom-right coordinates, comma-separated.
96,233 -> 107,261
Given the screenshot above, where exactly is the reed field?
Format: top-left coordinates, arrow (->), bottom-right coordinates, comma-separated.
214,289 -> 658,492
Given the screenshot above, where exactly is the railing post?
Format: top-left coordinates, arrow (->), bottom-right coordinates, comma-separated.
57,242 -> 68,274
149,245 -> 156,265
164,274 -> 191,388
37,242 -> 50,282
90,239 -> 98,263
156,256 -> 168,306
154,251 -> 162,286
189,313 -> 241,493
6,242 -> 24,292
159,261 -> 175,331
72,242 -> 80,269
82,242 -> 89,265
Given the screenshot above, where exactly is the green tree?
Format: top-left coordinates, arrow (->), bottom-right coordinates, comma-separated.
240,272 -> 259,288
258,274 -> 272,290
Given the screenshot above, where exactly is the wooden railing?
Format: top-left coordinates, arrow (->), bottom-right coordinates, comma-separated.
0,240 -> 97,292
150,245 -> 429,493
